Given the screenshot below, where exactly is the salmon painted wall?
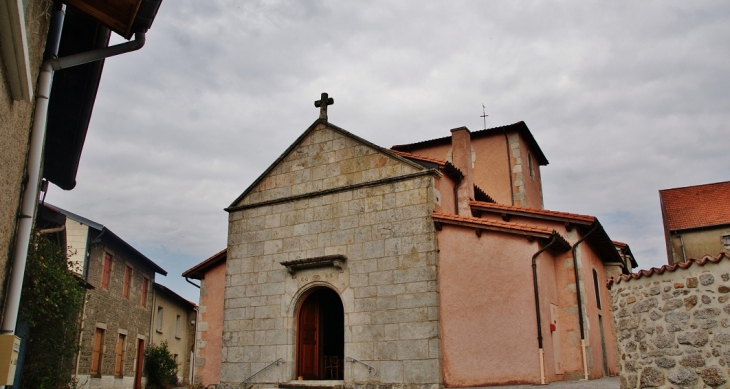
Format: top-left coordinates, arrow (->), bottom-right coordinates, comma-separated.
196,260 -> 226,386
470,135 -> 513,206
514,135 -> 544,209
437,225 -> 544,386
434,175 -> 457,215
578,245 -> 620,378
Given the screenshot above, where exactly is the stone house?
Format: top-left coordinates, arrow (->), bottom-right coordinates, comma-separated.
659,181 -> 730,265
1,0 -> 163,365
182,249 -> 227,387
608,252 -> 730,389
50,204 -> 167,389
205,99 -> 636,388
150,283 -> 198,386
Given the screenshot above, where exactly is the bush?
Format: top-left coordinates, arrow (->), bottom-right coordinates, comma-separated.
144,341 -> 178,388
19,236 -> 85,389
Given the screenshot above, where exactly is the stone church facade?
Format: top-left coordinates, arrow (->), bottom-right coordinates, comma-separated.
215,99 -> 633,388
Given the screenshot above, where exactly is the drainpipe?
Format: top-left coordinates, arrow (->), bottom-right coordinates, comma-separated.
185,277 -> 200,289
532,235 -> 559,385
504,133 -> 514,205
2,31 -> 147,338
571,223 -> 599,380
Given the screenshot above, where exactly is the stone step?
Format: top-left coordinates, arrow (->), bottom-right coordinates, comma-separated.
279,380 -> 344,389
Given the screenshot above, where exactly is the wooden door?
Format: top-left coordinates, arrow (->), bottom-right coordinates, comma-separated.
297,297 -> 320,379
134,339 -> 144,389
91,328 -> 104,375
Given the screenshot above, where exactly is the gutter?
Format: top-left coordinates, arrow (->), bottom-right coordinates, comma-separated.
571,223 -> 599,380
2,31 -> 146,337
531,234 -> 559,385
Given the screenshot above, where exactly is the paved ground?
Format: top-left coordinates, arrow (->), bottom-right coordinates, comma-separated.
472,376 -> 619,388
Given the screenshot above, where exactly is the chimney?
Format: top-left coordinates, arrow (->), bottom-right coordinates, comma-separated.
450,127 -> 474,215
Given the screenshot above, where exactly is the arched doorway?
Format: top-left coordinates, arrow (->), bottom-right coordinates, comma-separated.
296,287 -> 344,380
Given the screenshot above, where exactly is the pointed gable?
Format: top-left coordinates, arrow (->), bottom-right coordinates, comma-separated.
228,120 -> 426,210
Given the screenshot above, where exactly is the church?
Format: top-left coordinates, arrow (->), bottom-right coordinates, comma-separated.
198,94 -> 636,388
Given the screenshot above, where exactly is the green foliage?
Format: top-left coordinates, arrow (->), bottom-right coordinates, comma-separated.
19,235 -> 85,389
144,341 -> 178,389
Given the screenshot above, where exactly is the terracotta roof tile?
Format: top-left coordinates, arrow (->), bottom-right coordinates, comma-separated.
432,212 -> 555,235
182,248 -> 227,279
469,201 -> 596,224
660,181 -> 730,231
609,252 -> 730,287
389,150 -> 448,165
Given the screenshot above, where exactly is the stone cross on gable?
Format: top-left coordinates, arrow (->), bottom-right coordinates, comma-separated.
314,92 -> 334,121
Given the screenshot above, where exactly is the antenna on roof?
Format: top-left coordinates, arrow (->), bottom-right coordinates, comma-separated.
480,104 -> 488,130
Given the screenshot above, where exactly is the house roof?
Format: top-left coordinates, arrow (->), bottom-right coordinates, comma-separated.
608,252 -> 730,288
659,181 -> 730,232
431,212 -> 570,251
391,121 -> 549,166
468,201 -> 627,267
46,204 -> 167,275
182,248 -> 227,280
227,119 -> 429,210
43,1 -> 163,190
153,282 -> 197,309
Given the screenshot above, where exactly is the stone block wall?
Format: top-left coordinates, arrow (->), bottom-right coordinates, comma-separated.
223,125 -> 441,388
611,257 -> 730,389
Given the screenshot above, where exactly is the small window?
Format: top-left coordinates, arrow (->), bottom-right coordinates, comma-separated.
175,315 -> 182,339
101,253 -> 112,290
593,268 -> 602,310
115,333 -> 126,376
91,328 -> 105,376
140,278 -> 149,307
723,234 -> 730,250
156,306 -> 163,333
528,152 -> 535,180
123,266 -> 132,299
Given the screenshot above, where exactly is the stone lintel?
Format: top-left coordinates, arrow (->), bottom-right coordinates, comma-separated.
280,254 -> 346,276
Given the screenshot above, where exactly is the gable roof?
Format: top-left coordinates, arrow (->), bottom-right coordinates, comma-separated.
153,282 -> 197,309
391,121 -> 549,166
659,181 -> 730,232
468,201 -> 626,266
46,203 -> 167,275
227,119 -> 428,210
182,248 -> 227,280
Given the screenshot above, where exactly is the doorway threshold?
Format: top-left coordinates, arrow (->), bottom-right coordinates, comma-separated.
279,380 -> 344,389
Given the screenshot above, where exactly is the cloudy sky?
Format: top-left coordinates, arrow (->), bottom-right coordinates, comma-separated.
47,1 -> 730,302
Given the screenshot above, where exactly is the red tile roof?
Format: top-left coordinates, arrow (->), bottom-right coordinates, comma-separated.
182,248 -> 227,279
660,181 -> 730,231
389,150 -> 449,166
608,252 -> 730,287
469,201 -> 596,224
433,212 -> 555,236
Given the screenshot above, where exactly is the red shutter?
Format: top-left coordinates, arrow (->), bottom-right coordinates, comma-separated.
102,254 -> 112,290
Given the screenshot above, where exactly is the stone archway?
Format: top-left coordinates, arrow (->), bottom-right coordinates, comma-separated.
295,287 -> 344,380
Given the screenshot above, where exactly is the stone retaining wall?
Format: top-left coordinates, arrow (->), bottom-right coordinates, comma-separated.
610,256 -> 730,389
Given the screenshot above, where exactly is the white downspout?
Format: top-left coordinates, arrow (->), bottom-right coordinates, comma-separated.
2,32 -> 147,337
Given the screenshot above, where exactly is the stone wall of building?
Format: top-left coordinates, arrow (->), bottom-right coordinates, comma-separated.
78,241 -> 156,389
0,0 -> 51,320
223,124 -> 441,389
611,256 -> 730,389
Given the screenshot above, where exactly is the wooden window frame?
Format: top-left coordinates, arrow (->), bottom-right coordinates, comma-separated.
115,333 -> 126,377
140,277 -> 149,307
91,328 -> 105,376
123,265 -> 133,299
101,253 -> 113,290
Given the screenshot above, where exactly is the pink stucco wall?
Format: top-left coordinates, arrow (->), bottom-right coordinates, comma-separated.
197,260 -> 226,386
437,225 -> 546,386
